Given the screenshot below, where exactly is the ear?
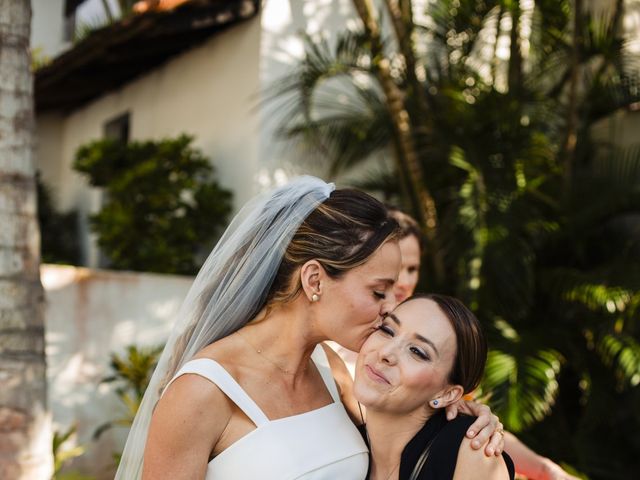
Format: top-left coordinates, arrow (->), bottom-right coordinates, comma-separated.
430,385 -> 464,409
300,260 -> 324,301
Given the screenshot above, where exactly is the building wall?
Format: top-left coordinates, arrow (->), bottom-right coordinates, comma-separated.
35,16 -> 262,266
31,0 -> 68,58
42,264 -> 193,479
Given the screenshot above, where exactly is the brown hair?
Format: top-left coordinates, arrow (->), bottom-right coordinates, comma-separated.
403,293 -> 487,393
267,189 -> 400,305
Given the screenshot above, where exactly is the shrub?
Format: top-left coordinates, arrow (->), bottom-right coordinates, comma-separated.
73,135 -> 232,274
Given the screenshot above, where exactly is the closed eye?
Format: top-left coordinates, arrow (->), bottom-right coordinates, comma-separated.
373,291 -> 386,300
377,324 -> 394,336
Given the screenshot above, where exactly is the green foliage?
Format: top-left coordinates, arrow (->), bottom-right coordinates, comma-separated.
73,135 -> 232,274
277,1 -> 640,478
37,175 -> 81,265
94,344 -> 163,441
31,47 -> 51,71
52,424 -> 93,479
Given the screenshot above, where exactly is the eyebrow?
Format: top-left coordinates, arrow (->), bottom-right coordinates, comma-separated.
374,278 -> 395,286
385,312 -> 440,357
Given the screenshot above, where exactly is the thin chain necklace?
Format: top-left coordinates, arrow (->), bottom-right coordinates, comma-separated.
238,332 -> 310,376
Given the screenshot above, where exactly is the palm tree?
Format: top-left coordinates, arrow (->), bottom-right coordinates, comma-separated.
0,1 -> 53,478
274,1 -> 640,477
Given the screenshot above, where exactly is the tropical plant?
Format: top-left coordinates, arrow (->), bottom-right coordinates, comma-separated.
274,1 -> 640,478
52,425 -> 94,480
94,344 -> 163,442
73,134 -> 233,275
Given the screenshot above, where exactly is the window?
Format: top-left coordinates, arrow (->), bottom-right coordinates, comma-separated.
104,112 -> 130,143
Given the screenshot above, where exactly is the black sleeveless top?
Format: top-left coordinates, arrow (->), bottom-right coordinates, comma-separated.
399,411 -> 515,479
361,411 -> 515,479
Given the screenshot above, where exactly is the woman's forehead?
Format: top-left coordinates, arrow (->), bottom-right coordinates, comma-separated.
393,298 -> 450,330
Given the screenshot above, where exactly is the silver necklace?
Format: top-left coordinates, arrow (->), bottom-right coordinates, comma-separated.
238,332 -> 310,376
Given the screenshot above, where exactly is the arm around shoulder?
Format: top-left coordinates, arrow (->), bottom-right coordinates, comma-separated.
142,373 -> 233,480
452,436 -> 512,480
320,343 -> 363,425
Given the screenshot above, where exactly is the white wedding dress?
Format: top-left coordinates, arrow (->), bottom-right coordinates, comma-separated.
165,345 -> 369,479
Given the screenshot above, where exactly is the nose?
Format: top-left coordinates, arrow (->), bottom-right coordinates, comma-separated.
380,293 -> 398,317
379,341 -> 397,365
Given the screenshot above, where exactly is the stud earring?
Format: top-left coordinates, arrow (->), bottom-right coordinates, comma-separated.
432,399 -> 439,407
311,294 -> 319,302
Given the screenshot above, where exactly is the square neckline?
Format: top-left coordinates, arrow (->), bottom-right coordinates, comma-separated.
168,344 -> 341,425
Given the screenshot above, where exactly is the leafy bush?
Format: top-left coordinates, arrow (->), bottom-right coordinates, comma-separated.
73,135 -> 232,274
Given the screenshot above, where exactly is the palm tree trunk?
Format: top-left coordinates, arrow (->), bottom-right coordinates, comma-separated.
507,1 -> 522,96
383,0 -> 430,124
0,1 -> 53,478
351,0 -> 442,282
561,0 -> 583,191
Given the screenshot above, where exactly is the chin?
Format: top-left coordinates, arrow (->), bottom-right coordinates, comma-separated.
353,385 -> 376,408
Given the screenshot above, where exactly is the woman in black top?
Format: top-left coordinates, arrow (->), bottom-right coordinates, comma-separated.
354,294 -> 515,480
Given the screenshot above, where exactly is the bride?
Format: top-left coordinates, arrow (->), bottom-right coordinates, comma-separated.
116,176 -> 503,479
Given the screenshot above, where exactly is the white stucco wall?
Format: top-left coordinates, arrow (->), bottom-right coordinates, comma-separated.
31,0 -> 121,59
43,264 -> 193,479
31,0 -> 68,58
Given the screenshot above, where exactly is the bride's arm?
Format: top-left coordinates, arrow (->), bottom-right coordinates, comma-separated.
321,343 -> 365,425
143,374 -> 232,480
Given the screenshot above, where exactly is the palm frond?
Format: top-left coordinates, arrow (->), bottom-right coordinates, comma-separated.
482,347 -> 564,432
540,267 -> 635,314
596,332 -> 640,388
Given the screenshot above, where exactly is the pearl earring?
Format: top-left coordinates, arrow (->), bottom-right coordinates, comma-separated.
311,294 -> 319,302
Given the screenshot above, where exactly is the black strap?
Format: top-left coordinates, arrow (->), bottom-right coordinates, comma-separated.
408,436 -> 437,480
